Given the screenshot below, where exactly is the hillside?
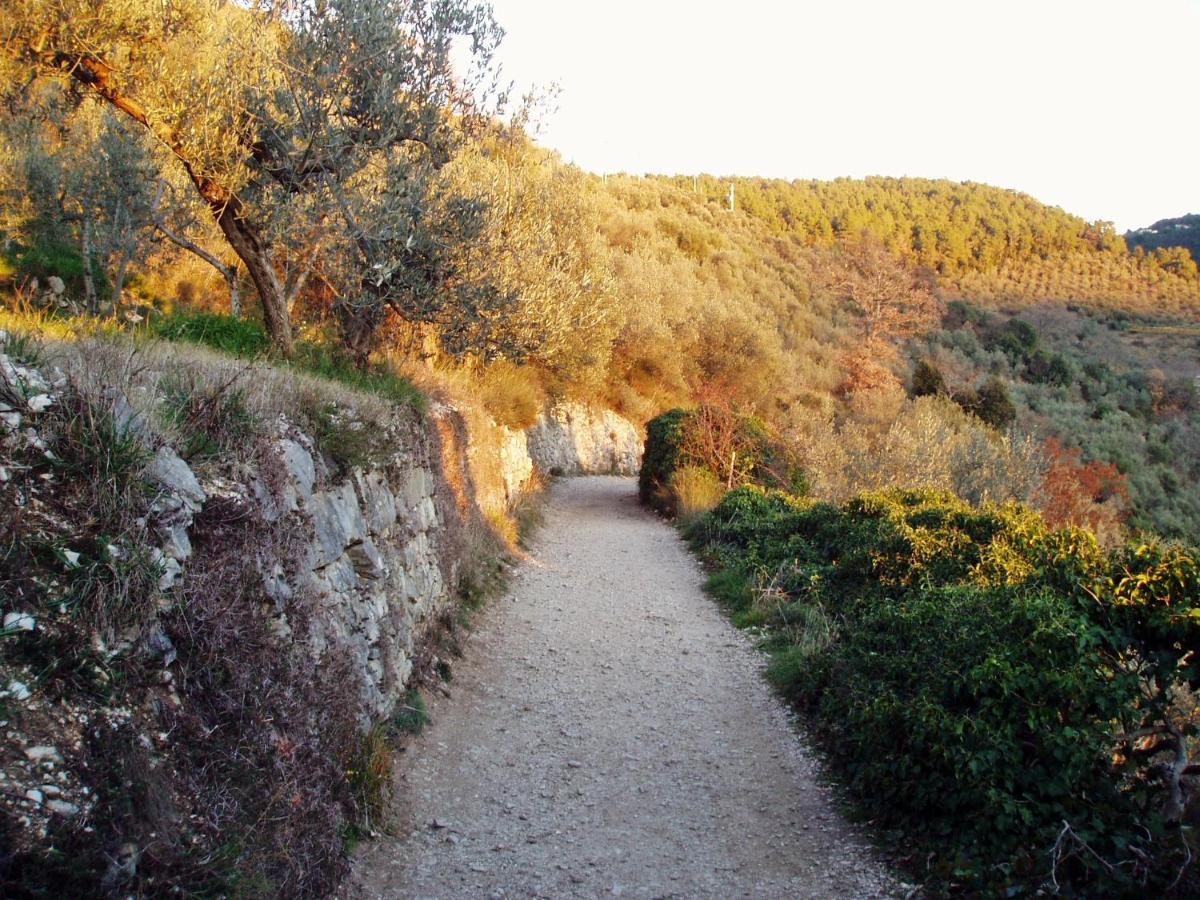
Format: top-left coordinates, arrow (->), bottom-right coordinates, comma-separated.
647,175 -> 1200,311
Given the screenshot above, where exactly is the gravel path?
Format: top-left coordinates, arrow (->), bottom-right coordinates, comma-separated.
352,477 -> 898,899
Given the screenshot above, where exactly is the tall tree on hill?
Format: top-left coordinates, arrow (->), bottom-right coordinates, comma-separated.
830,237 -> 942,347
6,0 -> 507,357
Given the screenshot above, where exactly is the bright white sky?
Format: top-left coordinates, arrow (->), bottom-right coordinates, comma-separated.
487,0 -> 1199,231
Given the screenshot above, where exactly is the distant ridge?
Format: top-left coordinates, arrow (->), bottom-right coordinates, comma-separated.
1125,213 -> 1200,263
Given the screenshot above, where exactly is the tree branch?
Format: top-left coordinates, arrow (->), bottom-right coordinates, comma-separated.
152,185 -> 241,316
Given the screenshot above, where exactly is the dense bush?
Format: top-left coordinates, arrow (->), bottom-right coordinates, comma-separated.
956,376 -> 1017,429
639,408 -> 690,511
688,485 -> 1200,895
639,404 -> 806,516
910,359 -> 946,397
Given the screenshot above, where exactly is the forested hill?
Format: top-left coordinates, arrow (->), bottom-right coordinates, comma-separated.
648,175 -> 1200,310
1125,213 -> 1200,263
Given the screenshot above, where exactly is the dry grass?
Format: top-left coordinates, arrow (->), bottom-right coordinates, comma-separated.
478,359 -> 544,430
511,468 -> 549,547
8,325 -> 416,489
669,465 -> 726,522
345,720 -> 395,835
389,352 -> 542,426
3,305 -> 401,431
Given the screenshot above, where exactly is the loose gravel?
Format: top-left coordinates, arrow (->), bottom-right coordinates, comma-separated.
351,476 -> 900,899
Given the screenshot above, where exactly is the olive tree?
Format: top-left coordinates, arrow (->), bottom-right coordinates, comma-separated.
0,90 -> 158,311
435,137 -> 619,377
7,0 -> 507,356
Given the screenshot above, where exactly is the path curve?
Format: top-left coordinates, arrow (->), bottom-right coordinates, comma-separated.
352,477 -> 897,899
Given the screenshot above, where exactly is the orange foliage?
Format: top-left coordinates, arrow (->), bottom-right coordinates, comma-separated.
837,339 -> 902,398
827,238 -> 942,345
1036,437 -> 1129,544
680,382 -> 748,487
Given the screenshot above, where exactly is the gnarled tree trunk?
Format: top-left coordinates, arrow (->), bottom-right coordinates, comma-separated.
40,50 -> 293,355
211,197 -> 291,352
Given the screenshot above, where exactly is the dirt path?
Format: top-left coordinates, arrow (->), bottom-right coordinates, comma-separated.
351,477 -> 898,899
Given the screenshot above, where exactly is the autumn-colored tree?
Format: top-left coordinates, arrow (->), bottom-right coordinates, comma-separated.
828,237 -> 942,347
1036,437 -> 1128,545
678,383 -> 749,489
837,347 -> 901,398
677,383 -> 806,492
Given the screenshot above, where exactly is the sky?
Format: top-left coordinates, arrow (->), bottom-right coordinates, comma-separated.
485,0 -> 1200,232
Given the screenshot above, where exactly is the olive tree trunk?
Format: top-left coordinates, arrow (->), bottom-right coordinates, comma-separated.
44,51 -> 293,354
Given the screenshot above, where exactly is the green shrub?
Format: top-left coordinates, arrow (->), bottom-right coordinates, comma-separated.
689,485 -> 1200,894
639,408 -> 690,511
735,414 -> 809,494
989,317 -> 1039,358
1025,349 -> 1074,386
910,358 -> 947,397
50,392 -> 152,533
298,398 -> 378,475
957,376 -> 1016,429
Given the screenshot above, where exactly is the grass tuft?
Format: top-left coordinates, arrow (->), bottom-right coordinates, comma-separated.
151,311 -> 272,356
392,689 -> 429,736
1,328 -> 45,367
159,370 -> 259,461
345,720 -> 394,833
50,392 -> 152,531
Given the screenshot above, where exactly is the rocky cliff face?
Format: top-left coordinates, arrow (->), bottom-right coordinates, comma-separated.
254,424 -> 453,720
526,402 -> 643,476
0,338 -> 635,895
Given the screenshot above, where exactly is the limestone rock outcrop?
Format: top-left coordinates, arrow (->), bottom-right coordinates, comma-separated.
526,403 -> 642,476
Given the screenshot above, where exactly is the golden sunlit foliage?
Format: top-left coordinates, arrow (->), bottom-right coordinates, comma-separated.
655,174 -> 1200,312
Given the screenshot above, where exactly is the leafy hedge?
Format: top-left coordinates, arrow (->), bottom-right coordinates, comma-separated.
639,406 -> 807,516
687,486 -> 1199,894
639,408 -> 689,511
